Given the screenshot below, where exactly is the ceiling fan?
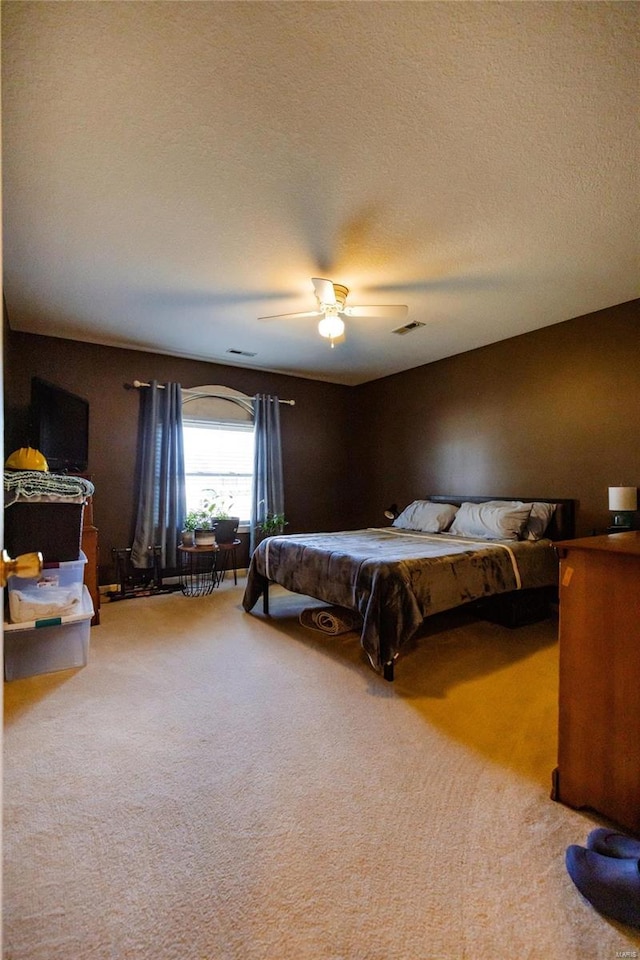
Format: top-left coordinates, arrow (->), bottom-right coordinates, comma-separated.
258,278 -> 409,346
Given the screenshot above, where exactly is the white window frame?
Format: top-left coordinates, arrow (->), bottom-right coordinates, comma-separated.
182,417 -> 254,527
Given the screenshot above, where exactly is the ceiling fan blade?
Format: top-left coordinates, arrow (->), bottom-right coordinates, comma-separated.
311,277 -> 336,305
258,310 -> 323,321
342,304 -> 409,320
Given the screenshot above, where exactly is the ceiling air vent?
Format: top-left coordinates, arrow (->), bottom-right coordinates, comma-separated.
392,320 -> 426,336
226,348 -> 257,357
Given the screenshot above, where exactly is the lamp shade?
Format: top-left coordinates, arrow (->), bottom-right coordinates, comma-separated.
608,486 -> 638,512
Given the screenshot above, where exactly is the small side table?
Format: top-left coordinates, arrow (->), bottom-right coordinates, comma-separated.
215,539 -> 241,585
178,544 -> 219,597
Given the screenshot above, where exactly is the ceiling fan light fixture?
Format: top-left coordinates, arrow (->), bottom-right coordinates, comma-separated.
318,313 -> 345,340
260,277 -> 406,349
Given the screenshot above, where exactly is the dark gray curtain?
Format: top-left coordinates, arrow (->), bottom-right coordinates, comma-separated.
131,381 -> 186,569
250,394 -> 284,552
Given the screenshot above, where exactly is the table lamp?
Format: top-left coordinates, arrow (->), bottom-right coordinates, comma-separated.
608,486 -> 637,528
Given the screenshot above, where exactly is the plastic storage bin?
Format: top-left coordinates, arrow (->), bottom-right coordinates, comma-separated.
6,551 -> 87,623
8,582 -> 84,624
4,585 -> 94,681
8,551 -> 87,593
7,550 -> 87,593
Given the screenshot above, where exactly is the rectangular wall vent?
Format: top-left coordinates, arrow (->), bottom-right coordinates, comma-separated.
392,321 -> 426,336
226,348 -> 257,357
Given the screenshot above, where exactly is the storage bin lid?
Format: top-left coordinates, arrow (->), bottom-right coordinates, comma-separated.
42,550 -> 88,571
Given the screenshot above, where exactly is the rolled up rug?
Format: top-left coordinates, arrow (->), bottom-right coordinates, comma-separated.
299,605 -> 362,636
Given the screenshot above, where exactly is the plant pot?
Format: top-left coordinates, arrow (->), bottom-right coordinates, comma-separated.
195,528 -> 217,547
181,530 -> 195,547
213,517 -> 240,544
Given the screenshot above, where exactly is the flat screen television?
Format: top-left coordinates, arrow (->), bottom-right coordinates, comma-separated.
30,377 -> 89,473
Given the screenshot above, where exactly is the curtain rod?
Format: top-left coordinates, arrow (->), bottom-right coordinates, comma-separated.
127,381 -> 295,405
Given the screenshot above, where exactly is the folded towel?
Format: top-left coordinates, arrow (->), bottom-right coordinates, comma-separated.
4,470 -> 94,506
299,606 -> 362,636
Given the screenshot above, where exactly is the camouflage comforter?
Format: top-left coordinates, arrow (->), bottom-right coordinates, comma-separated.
242,528 -> 558,673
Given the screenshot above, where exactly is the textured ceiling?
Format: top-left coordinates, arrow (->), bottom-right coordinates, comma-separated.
2,1 -> 639,386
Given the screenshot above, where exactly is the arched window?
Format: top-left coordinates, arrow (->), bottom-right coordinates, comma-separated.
182,386 -> 254,524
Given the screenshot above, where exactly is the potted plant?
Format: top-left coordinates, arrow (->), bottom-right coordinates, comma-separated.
189,508 -> 217,547
195,490 -> 240,546
181,511 -> 200,547
258,512 -> 288,537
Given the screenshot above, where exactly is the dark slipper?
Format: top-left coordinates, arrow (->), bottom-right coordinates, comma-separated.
587,828 -> 640,860
566,845 -> 640,927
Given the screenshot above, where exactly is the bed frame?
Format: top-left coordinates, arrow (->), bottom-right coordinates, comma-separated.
258,495 -> 576,681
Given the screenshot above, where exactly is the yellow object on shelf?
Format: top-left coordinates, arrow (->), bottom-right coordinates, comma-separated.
5,447 -> 49,471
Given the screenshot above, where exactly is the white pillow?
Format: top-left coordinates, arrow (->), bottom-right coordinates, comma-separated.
393,500 -> 459,533
523,501 -> 557,540
467,499 -> 557,540
448,500 -> 532,540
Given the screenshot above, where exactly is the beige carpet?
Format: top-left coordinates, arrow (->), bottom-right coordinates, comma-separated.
4,580 -> 640,960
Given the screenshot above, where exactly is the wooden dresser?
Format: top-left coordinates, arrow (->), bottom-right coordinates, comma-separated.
553,532 -> 640,832
81,496 -> 100,626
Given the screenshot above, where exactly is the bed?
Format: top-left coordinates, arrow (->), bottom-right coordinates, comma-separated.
242,495 -> 575,680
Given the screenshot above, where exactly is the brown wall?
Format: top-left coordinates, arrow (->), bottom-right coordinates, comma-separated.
5,334 -> 353,581
351,299 -> 640,537
5,298 -> 639,583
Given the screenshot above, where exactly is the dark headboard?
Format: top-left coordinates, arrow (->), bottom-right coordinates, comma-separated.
427,495 -> 576,541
